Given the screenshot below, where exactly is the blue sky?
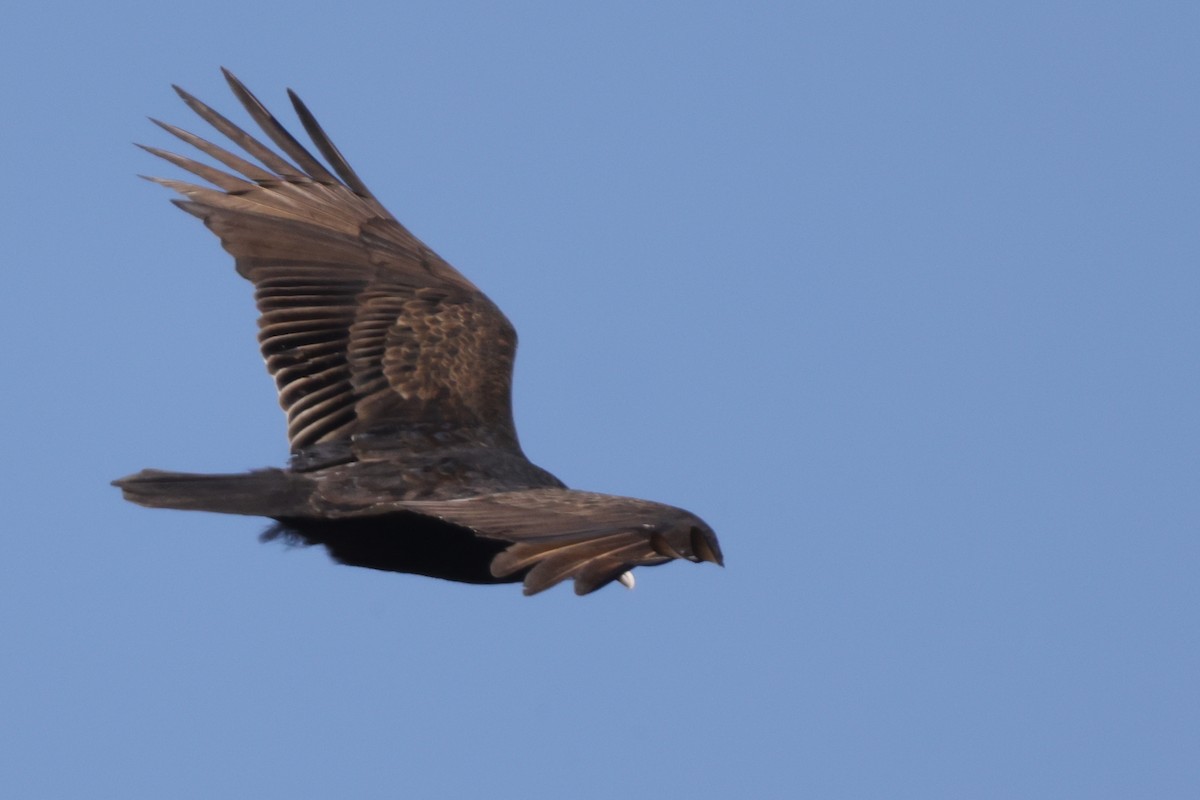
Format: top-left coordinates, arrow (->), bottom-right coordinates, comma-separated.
1,2 -> 1196,797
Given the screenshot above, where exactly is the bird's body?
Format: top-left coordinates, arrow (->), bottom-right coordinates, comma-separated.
114,70 -> 722,595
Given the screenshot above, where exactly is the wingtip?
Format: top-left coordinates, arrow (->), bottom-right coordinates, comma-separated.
220,67 -> 247,94
572,567 -> 639,596
147,117 -> 176,134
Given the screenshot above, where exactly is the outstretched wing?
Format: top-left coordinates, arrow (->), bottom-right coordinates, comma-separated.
142,69 -> 519,452
391,489 -> 725,595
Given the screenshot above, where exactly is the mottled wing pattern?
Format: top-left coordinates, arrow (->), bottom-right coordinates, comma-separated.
396,489 -> 725,595
141,70 -> 518,451
352,283 -> 517,433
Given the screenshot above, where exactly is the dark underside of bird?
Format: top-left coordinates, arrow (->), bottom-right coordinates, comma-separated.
113,69 -> 723,596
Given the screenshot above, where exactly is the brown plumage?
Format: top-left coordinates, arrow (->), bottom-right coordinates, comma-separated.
113,69 -> 723,596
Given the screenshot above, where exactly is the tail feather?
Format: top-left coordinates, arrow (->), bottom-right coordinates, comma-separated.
113,468 -> 313,517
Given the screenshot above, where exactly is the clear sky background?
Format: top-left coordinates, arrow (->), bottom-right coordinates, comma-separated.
1,2 -> 1196,797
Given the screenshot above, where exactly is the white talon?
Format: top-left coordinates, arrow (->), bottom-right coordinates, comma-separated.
617,571 -> 636,590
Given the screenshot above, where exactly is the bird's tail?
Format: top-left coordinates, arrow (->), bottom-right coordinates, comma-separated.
112,468 -> 313,517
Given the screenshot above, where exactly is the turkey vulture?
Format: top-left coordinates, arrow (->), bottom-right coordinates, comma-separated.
114,70 -> 723,596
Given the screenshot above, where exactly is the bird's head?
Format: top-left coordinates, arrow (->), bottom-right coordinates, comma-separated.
651,513 -> 724,567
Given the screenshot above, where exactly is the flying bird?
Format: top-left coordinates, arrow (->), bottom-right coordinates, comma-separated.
114,70 -> 723,596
